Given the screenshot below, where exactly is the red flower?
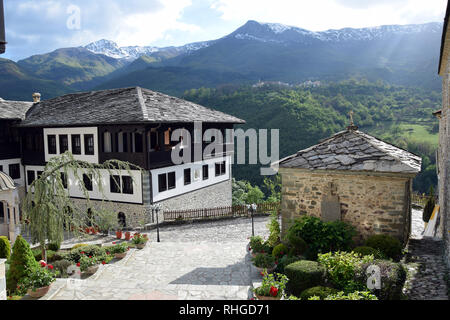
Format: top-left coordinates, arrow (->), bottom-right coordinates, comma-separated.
76,262 -> 81,267
48,264 -> 54,270
40,261 -> 46,267
275,261 -> 278,265
80,251 -> 85,254
102,261 -> 106,265
89,255 -> 92,258
269,286 -> 278,297
261,250 -> 265,254
260,271 -> 264,276
106,252 -> 110,255
112,242 -> 116,244
127,247 -> 130,251
249,247 -> 251,251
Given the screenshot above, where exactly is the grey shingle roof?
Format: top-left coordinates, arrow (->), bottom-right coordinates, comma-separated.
18,87 -> 245,127
278,129 -> 422,174
0,97 -> 33,120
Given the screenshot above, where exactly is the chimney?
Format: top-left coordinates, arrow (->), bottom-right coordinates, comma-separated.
32,92 -> 41,103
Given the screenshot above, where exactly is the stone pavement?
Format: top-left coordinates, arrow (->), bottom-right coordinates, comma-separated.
45,216 -> 271,300
403,208 -> 449,300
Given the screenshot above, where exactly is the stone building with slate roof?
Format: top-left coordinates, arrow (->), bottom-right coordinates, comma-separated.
276,124 -> 421,244
434,2 -> 450,267
0,87 -> 245,237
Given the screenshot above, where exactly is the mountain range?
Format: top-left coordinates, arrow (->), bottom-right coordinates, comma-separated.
0,20 -> 443,101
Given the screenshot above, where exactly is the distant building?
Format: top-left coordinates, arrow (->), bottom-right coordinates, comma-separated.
434,2 -> 450,267
276,122 -> 421,244
0,87 -> 245,240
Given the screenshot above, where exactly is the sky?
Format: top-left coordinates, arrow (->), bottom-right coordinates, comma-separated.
2,0 -> 448,61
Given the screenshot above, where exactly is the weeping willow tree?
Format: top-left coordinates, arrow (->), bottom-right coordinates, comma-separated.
21,152 -> 141,260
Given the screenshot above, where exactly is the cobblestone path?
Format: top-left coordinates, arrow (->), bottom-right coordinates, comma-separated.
45,216 -> 270,300
403,209 -> 449,300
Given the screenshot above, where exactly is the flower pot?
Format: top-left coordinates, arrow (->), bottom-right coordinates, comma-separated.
115,231 -> 122,239
114,252 -> 127,259
27,284 -> 52,298
84,265 -> 99,275
136,242 -> 146,249
124,232 -> 131,240
255,293 -> 281,301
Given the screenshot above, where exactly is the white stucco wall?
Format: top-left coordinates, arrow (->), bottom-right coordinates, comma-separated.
0,158 -> 24,186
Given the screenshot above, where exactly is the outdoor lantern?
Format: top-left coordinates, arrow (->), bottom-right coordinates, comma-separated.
151,203 -> 162,242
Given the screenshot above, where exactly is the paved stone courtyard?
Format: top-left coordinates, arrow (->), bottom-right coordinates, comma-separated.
44,216 -> 270,300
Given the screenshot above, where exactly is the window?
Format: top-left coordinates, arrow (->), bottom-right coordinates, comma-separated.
35,134 -> 44,152
59,135 -> 68,153
27,170 -> 35,186
37,171 -> 43,179
0,204 -> 4,224
122,176 -> 133,194
83,174 -> 93,191
215,161 -> 226,176
9,164 -> 20,180
60,172 -> 67,189
103,131 -> 112,153
158,171 -> 176,193
0,165 -> 3,172
71,135 -> 81,154
47,135 -> 57,154
150,131 -> 158,150
184,168 -> 191,185
84,134 -> 94,155
134,132 -> 143,153
110,175 -> 121,193
203,165 -> 209,180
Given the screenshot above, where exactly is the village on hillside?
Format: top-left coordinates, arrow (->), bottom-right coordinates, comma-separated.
0,0 -> 449,308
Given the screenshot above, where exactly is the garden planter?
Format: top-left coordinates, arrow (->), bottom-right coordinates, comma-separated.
114,252 -> 127,259
27,284 -> 52,298
124,232 -> 131,240
136,243 -> 146,249
255,294 -> 281,301
84,265 -> 99,275
115,231 -> 122,239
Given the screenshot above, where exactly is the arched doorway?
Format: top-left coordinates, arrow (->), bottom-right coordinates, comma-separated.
118,212 -> 126,229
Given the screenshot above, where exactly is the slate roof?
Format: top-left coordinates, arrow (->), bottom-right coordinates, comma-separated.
277,128 -> 422,174
0,97 -> 33,120
438,1 -> 449,74
18,87 -> 245,127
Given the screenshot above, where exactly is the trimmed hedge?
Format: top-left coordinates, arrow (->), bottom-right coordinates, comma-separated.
300,286 -> 338,300
6,235 -> 39,294
355,259 -> 406,300
365,234 -> 403,261
0,236 -> 11,259
272,243 -> 289,259
286,234 -> 307,256
274,255 -> 302,274
284,260 -> 325,296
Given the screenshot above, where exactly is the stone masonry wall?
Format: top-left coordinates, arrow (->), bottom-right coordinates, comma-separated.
442,39 -> 450,268
0,259 -> 6,300
156,178 -> 232,212
280,168 -> 411,244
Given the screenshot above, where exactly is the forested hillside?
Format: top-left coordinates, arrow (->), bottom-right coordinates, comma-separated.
183,80 -> 440,193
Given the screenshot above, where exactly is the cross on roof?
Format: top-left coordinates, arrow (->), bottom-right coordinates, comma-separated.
347,110 -> 358,131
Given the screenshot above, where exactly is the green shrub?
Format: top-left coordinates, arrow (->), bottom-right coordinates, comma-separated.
71,243 -> 88,250
286,216 -> 356,259
352,246 -> 386,259
274,255 -> 302,274
286,234 -> 308,256
272,243 -> 289,259
299,286 -> 339,300
52,259 -> 73,278
48,251 -> 68,263
32,248 -> 57,262
47,242 -> 60,251
318,251 -> 373,292
365,234 -> 403,261
355,259 -> 407,300
66,245 -> 106,263
6,235 -> 39,294
266,211 -> 281,248
0,236 -> 11,259
324,291 -> 378,300
284,260 -> 325,296
251,253 -> 276,268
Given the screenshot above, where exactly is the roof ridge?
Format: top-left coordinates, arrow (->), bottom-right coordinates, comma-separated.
136,87 -> 148,121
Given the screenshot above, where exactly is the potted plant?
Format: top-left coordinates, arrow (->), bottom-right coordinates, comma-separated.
78,255 -> 99,275
17,262 -> 56,298
131,233 -> 148,249
249,236 -> 271,257
253,271 -> 288,300
124,231 -> 131,241
110,242 -> 128,259
115,230 -> 122,239
252,253 -> 276,273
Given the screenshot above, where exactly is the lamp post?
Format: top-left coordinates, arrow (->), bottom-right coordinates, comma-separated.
151,203 -> 161,242
247,203 -> 257,237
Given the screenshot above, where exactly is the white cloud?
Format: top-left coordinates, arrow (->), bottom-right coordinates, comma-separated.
210,0 -> 447,31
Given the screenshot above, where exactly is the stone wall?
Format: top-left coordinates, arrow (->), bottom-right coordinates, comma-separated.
0,259 -> 6,300
156,178 -> 232,212
279,168 -> 412,244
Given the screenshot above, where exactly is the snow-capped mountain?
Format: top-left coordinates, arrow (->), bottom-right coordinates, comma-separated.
84,39 -> 212,61
230,20 -> 442,44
